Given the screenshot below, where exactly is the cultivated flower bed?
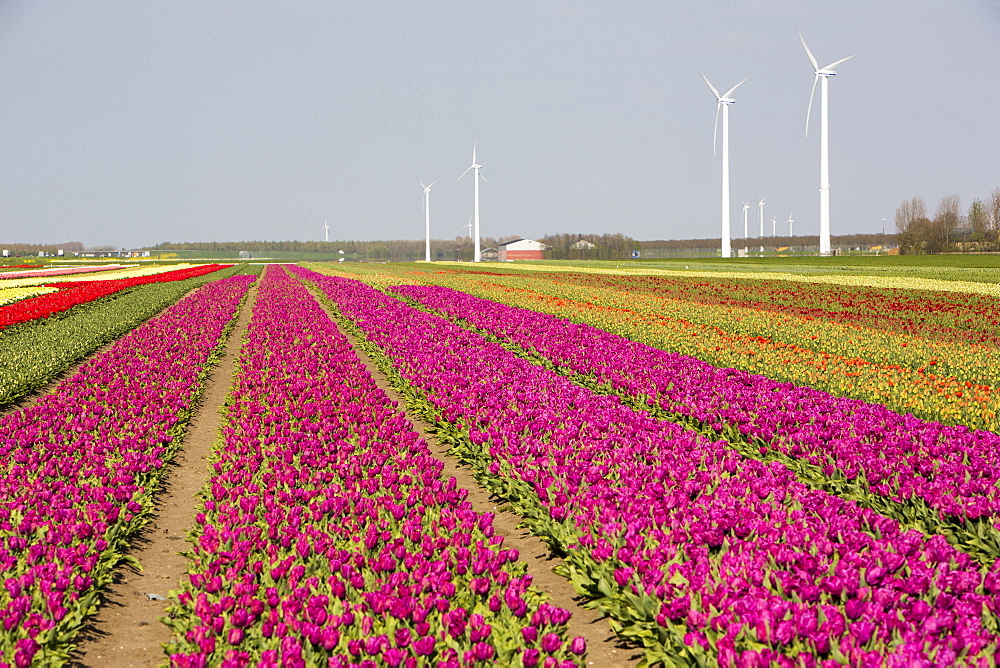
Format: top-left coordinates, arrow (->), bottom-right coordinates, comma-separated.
381,267 -> 1000,431
165,266 -> 583,667
395,285 -> 1000,558
0,264 -> 128,280
0,264 -> 232,329
0,273 -> 254,665
304,270 -> 1000,667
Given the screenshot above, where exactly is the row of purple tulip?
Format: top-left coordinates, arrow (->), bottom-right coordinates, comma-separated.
300,269 -> 1000,667
165,266 -> 584,667
0,273 -> 255,666
393,284 -> 1000,549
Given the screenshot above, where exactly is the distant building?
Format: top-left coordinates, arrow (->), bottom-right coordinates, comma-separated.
481,247 -> 499,261
498,238 -> 549,261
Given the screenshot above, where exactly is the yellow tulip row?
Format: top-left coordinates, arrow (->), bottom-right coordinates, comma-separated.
0,286 -> 59,307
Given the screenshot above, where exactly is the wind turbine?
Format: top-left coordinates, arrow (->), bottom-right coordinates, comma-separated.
740,197 -> 751,255
701,72 -> 748,259
772,215 -> 778,237
459,142 -> 487,262
740,198 -> 750,239
787,213 -> 794,237
757,196 -> 767,253
800,32 -> 854,256
323,217 -> 330,243
419,180 -> 435,262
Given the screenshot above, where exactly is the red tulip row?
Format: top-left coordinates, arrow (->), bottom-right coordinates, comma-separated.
0,264 -> 232,329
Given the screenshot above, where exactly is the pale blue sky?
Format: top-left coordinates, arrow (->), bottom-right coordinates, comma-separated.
0,1 -> 998,248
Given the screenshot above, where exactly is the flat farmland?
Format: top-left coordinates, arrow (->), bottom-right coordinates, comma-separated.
3,258 -> 1000,667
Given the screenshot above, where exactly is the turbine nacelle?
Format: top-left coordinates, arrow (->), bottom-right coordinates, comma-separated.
701,72 -> 748,156
800,32 -> 853,136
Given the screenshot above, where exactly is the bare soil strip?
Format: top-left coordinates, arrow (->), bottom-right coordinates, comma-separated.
317,296 -> 640,667
71,282 -> 259,667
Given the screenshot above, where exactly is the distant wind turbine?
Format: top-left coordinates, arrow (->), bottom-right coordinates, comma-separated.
772,215 -> 778,237
787,212 -> 794,237
757,196 -> 767,253
740,198 -> 750,239
740,197 -> 751,255
701,72 -> 747,259
420,180 -> 435,262
323,217 -> 330,243
459,142 -> 487,262
800,32 -> 854,256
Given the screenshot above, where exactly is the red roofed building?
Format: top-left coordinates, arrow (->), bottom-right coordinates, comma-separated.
497,238 -> 549,261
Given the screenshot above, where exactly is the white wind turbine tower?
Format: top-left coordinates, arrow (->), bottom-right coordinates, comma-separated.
787,213 -> 794,237
701,72 -> 748,259
757,196 -> 767,253
419,180 -> 435,262
800,32 -> 854,256
459,142 -> 487,262
323,217 -> 330,243
741,197 -> 751,255
772,215 -> 778,237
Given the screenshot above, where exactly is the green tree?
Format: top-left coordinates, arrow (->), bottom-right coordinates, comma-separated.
894,196 -> 926,254
968,199 -> 988,244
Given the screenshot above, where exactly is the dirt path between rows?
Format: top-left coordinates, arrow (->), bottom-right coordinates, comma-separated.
314,293 -> 641,668
71,282 -> 259,667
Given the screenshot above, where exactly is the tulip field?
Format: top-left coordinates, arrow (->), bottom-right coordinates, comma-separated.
0,271 -> 254,665
296,260 -> 1000,667
3,257 -> 1000,667
164,267 -> 583,667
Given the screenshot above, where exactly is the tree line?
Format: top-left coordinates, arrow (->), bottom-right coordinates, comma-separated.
895,188 -> 1000,254
148,235 -> 642,261
0,242 -> 87,256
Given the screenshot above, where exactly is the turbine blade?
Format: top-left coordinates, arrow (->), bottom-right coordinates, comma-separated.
805,74 -> 819,137
472,140 -> 477,164
479,170 -> 488,184
799,31 -> 819,71
823,54 -> 855,71
459,165 -> 473,180
700,71 -> 721,100
419,179 -> 426,190
713,102 -> 721,156
428,181 -> 437,189
722,77 -> 749,99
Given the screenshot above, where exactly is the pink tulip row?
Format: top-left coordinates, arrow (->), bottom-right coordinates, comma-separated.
393,284 -> 1000,531
0,265 -> 127,280
166,266 -> 583,668
0,273 -> 255,667
301,270 -> 1000,668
